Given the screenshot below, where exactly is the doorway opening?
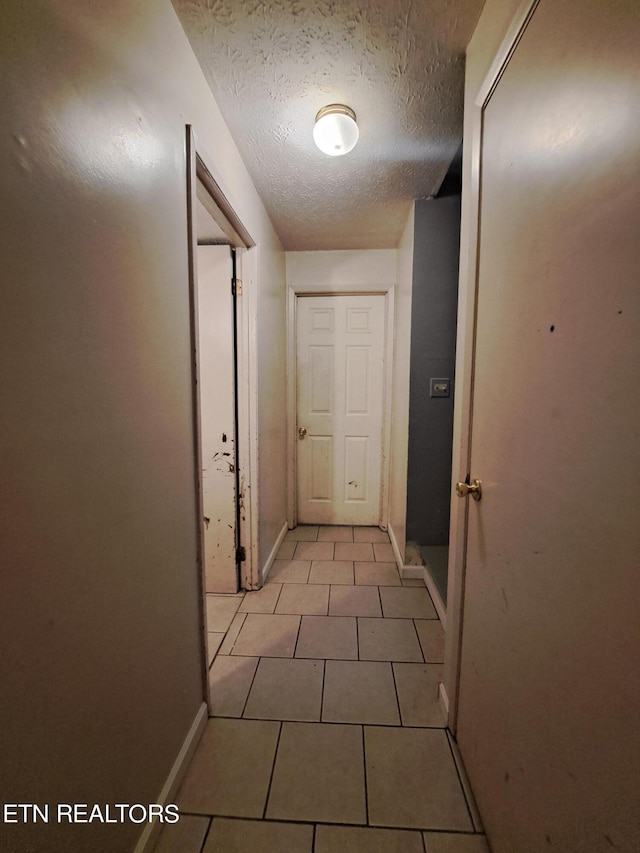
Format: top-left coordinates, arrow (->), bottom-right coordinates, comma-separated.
185,127 -> 258,705
404,149 -> 462,622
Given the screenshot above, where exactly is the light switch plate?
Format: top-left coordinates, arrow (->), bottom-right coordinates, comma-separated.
430,378 -> 451,398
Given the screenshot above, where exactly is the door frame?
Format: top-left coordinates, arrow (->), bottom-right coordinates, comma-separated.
443,0 -> 541,733
185,127 -> 260,704
286,285 -> 395,530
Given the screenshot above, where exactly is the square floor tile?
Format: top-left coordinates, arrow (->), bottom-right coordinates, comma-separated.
358,617 -> 423,662
267,560 -> 311,584
206,595 -> 242,633
329,585 -> 382,617
204,818 -> 314,853
284,526 -> 319,541
295,615 -> 358,660
275,584 -> 329,615
335,542 -> 374,562
244,657 -> 323,721
218,613 -> 247,655
380,587 -> 437,619
322,660 -> 400,725
177,718 -> 280,818
209,655 -> 259,717
154,814 -> 210,853
316,825 -> 424,853
402,577 -> 427,586
207,632 -> 224,666
415,619 -> 445,662
393,663 -> 445,727
373,542 -> 396,562
266,722 -> 366,824
232,613 -> 301,657
317,525 -> 354,542
355,562 -> 402,586
294,541 -> 335,561
239,583 -> 282,614
365,727 -> 472,830
423,832 -> 490,853
353,527 -> 390,543
276,540 -> 297,559
309,560 -> 354,585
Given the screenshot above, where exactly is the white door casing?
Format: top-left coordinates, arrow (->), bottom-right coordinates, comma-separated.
453,1 -> 640,850
197,244 -> 238,593
296,294 -> 386,525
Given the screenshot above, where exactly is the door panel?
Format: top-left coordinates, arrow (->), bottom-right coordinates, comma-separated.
344,437 -> 369,503
457,2 -> 640,851
296,295 -> 385,525
310,346 -> 333,413
197,245 -> 238,593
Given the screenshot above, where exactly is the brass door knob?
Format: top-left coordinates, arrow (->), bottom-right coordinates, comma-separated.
298,426 -> 307,439
456,478 -> 482,501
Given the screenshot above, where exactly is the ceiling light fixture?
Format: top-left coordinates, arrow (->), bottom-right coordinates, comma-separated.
313,104 -> 359,156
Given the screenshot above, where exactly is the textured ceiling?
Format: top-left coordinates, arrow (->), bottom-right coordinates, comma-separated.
173,0 -> 485,250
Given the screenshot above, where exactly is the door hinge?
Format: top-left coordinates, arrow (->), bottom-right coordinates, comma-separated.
236,545 -> 246,563
232,277 -> 242,296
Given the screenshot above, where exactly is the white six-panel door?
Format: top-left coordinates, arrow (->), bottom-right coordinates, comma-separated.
296,294 -> 385,525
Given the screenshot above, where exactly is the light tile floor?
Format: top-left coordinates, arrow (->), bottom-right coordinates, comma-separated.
155,526 -> 490,853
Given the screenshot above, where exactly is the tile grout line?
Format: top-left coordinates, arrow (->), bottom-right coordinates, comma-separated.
195,815 -> 212,853
389,660 -> 404,727
272,582 -> 285,613
421,825 -> 429,853
444,729 -> 478,832
239,656 -> 261,719
261,720 -> 283,821
291,613 -> 304,659
411,618 -> 426,664
361,723 -> 370,827
209,714 -> 446,730
319,658 -> 326,723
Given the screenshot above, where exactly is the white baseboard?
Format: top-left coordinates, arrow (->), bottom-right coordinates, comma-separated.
438,680 -> 450,722
134,701 -> 208,853
260,520 -> 288,585
389,523 -> 447,628
387,522 -> 404,569
446,729 -> 484,833
422,566 -> 447,629
400,566 -> 424,579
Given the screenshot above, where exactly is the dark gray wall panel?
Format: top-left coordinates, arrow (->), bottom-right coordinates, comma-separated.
406,196 -> 461,545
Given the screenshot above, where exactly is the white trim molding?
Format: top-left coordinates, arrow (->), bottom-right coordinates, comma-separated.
237,245 -> 260,590
134,702 -> 208,853
261,520 -> 289,585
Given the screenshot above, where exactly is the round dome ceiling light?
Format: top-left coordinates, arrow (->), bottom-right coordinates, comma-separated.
313,104 -> 359,156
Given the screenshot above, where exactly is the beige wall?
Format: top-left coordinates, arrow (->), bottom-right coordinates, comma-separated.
0,2 -> 284,851
285,250 -> 397,291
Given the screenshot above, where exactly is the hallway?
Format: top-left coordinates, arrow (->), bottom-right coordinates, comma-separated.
155,526 -> 489,852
